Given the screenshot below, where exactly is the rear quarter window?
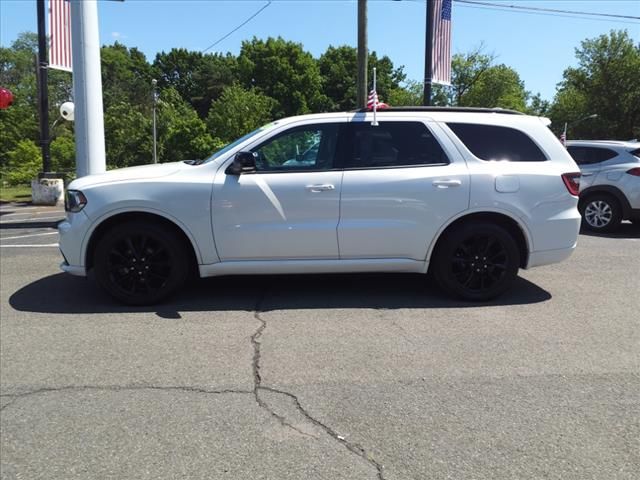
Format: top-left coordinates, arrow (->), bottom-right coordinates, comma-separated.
447,123 -> 547,162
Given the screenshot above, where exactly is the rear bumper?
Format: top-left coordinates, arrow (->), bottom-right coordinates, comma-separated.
526,243 -> 576,269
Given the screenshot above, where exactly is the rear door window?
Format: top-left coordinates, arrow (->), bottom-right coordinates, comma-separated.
567,146 -> 617,165
341,121 -> 449,169
447,123 -> 547,161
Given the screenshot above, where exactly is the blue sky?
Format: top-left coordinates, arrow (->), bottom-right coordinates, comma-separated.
1,0 -> 638,101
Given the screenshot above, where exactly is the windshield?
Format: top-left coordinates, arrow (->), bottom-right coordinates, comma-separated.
203,125 -> 273,163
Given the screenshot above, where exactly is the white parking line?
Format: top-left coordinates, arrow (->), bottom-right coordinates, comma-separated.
1,231 -> 59,241
0,206 -> 38,211
0,215 -> 64,223
1,210 -> 65,217
0,244 -> 59,248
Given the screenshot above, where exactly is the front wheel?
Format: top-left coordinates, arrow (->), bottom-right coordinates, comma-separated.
93,221 -> 189,305
432,222 -> 520,301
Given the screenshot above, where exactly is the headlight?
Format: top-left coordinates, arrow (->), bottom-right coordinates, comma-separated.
65,190 -> 87,213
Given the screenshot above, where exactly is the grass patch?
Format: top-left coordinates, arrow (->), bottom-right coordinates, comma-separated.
0,185 -> 32,203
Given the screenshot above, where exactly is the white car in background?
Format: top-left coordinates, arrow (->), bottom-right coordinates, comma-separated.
566,140 -> 640,232
59,107 -> 581,305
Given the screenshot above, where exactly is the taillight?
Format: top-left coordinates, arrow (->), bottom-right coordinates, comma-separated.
561,172 -> 581,196
626,167 -> 640,176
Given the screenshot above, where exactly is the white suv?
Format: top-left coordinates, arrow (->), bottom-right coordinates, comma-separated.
59,107 -> 581,304
566,140 -> 640,232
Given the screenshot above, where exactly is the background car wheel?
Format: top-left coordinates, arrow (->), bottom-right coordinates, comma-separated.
432,222 -> 520,301
580,194 -> 622,233
93,221 -> 189,305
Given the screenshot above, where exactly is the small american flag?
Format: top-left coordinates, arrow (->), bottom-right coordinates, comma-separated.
367,90 -> 388,110
431,0 -> 452,85
49,0 -> 72,72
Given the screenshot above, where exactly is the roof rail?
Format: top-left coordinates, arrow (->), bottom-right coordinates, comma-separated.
351,106 -> 525,115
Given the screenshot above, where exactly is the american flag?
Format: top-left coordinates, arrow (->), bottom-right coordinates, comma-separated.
431,0 -> 452,85
367,90 -> 388,110
49,0 -> 72,72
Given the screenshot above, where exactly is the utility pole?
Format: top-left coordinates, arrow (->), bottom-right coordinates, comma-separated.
36,0 -> 52,177
70,0 -> 106,177
423,0 -> 435,106
357,0 -> 368,109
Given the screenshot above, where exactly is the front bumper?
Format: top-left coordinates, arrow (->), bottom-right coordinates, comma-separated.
58,210 -> 91,274
60,261 -> 87,276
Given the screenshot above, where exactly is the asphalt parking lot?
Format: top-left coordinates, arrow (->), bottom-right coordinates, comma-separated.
1,204 -> 639,480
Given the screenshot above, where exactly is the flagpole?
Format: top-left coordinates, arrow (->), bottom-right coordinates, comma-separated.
372,67 -> 378,126
36,0 -> 52,177
423,0 -> 435,106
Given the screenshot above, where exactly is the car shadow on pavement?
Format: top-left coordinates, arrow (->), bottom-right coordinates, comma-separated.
579,222 -> 640,239
9,272 -> 551,317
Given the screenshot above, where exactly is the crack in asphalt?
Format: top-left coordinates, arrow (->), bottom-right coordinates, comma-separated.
251,293 -> 386,480
0,385 -> 253,412
250,292 -> 317,439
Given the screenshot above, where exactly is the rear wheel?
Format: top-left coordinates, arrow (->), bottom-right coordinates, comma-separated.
432,222 -> 520,301
93,221 -> 189,305
580,194 -> 622,233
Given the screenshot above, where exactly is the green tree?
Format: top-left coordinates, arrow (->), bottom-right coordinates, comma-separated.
50,133 -> 75,172
549,30 -> 640,139
103,102 -> 152,168
1,139 -> 41,185
157,88 -> 217,162
206,85 -> 277,143
318,45 -> 406,110
238,37 -> 329,117
0,32 -> 72,170
101,42 -> 156,112
153,49 -> 238,119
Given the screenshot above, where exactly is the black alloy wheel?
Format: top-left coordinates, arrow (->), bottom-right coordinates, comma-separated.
94,221 -> 189,305
433,222 -> 520,301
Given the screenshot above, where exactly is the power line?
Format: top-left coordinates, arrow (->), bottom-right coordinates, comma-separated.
454,0 -> 640,21
202,1 -> 272,53
454,3 -> 640,25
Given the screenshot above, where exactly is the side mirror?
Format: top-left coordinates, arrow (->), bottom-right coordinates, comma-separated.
226,151 -> 257,175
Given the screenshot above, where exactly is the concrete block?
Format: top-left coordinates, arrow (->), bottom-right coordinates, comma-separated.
31,178 -> 64,206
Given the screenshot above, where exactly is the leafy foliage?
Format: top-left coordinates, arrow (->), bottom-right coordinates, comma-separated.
207,85 -> 277,143
549,30 -> 640,139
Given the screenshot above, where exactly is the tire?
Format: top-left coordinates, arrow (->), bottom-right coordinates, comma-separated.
432,222 -> 520,301
93,221 -> 190,305
580,194 -> 622,233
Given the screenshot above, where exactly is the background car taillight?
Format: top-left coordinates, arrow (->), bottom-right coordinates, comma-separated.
626,167 -> 640,176
561,172 -> 581,196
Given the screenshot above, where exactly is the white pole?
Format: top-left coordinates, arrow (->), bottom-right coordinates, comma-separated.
70,0 -> 106,177
372,67 -> 378,126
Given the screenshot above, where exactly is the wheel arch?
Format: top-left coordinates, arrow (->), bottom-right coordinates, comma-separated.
579,185 -> 631,219
426,210 -> 531,269
83,209 -> 201,273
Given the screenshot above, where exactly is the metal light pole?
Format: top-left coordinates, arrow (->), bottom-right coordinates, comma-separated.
36,0 -> 52,177
152,79 -> 158,164
423,0 -> 435,106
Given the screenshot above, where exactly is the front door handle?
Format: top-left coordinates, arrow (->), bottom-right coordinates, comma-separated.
432,179 -> 462,188
305,184 -> 335,192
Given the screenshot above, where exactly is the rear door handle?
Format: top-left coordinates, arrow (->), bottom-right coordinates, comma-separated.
581,172 -> 594,177
305,184 -> 335,192
432,179 -> 462,188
